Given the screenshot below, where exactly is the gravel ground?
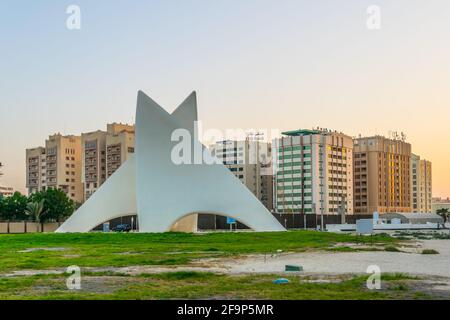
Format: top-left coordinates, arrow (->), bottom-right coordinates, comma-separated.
221,240 -> 450,277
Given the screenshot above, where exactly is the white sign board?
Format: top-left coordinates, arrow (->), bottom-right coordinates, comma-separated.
356,219 -> 373,235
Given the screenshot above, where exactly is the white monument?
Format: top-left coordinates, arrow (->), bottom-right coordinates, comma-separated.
56,91 -> 286,233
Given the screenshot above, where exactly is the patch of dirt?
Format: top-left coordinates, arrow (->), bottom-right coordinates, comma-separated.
164,251 -> 224,255
332,242 -> 385,250
77,276 -> 136,294
3,269 -> 64,277
18,247 -> 67,253
114,252 -> 145,255
86,265 -> 229,275
63,254 -> 81,258
406,277 -> 450,299
28,276 -> 137,295
299,274 -> 350,284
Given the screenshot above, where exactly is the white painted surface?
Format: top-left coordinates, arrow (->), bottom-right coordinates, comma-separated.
135,91 -> 285,232
56,157 -> 136,233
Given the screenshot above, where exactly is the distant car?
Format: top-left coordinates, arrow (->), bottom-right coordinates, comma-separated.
112,224 -> 132,232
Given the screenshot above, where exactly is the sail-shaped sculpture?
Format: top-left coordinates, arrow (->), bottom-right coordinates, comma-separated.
56,91 -> 285,233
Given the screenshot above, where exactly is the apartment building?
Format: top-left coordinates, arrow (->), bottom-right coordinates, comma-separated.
82,130 -> 107,201
25,147 -> 47,194
353,135 -> 411,215
82,123 -> 135,200
27,124 -> 135,204
274,129 -> 353,215
410,154 -> 432,213
106,123 -> 135,178
26,134 -> 83,203
209,139 -> 273,210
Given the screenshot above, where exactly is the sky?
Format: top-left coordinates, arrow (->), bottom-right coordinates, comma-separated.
1,0 -> 450,196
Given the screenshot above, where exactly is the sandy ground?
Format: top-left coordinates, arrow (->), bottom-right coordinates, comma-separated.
218,240 -> 450,277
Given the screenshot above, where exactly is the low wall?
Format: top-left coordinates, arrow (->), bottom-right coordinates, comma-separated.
0,221 -> 62,234
198,213 -> 373,230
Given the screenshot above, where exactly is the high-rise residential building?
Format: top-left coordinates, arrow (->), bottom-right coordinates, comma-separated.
353,135 -> 411,215
82,130 -> 107,201
82,123 -> 135,201
26,134 -> 83,203
410,154 -> 432,213
45,134 -> 83,203
209,139 -> 273,210
106,123 -> 135,178
26,147 -> 47,194
274,129 -> 354,215
26,124 -> 135,205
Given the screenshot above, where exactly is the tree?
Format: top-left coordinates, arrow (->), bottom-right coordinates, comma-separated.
0,192 -> 28,220
25,200 -> 46,232
28,188 -> 75,222
0,195 -> 4,218
436,208 -> 449,229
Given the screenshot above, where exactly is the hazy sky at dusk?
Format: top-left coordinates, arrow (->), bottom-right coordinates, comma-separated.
1,0 -> 450,196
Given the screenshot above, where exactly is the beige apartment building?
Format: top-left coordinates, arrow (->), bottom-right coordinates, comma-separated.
82,123 -> 135,201
25,147 -> 47,194
106,123 -> 135,178
410,154 -> 432,213
45,134 -> 83,203
353,135 -> 411,215
26,134 -> 83,203
209,139 -> 273,210
82,130 -> 107,201
27,124 -> 135,204
274,129 -> 354,215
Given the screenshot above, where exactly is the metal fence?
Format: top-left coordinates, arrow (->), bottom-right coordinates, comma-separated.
198,213 -> 372,230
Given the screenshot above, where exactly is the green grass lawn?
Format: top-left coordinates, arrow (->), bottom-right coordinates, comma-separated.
0,231 -> 397,273
0,231 -> 420,300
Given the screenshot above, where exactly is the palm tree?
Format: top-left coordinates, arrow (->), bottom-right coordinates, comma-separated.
25,200 -> 46,232
436,208 -> 449,229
